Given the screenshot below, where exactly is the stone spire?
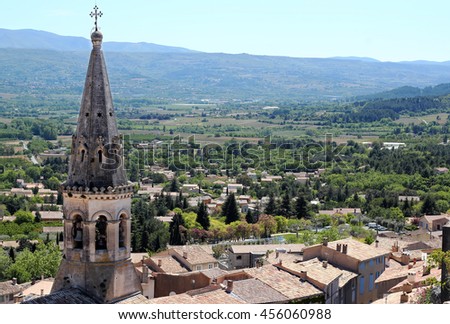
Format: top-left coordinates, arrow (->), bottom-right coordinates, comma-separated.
52,7 -> 142,303
66,14 -> 126,190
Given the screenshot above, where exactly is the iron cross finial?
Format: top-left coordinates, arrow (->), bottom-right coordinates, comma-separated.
90,5 -> 103,31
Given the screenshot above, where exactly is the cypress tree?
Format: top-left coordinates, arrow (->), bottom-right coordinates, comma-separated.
222,193 -> 240,224
169,213 -> 186,245
196,202 -> 210,230
295,195 -> 309,219
265,194 -> 277,215
245,209 -> 254,224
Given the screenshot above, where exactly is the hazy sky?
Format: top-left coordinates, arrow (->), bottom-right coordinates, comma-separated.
1,0 -> 449,61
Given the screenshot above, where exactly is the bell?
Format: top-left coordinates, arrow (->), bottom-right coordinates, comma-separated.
74,229 -> 83,242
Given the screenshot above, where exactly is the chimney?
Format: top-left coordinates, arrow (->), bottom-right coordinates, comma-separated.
407,271 -> 416,284
142,265 -> 149,284
12,278 -> 17,286
400,292 -> 409,303
322,238 -> 328,246
336,244 -> 341,252
158,259 -> 162,267
342,244 -> 348,254
401,253 -> 410,265
392,244 -> 399,252
276,251 -> 279,259
322,260 -> 328,268
226,280 -> 234,293
40,289 -> 44,296
375,240 -> 379,248
183,251 -> 188,259
300,270 -> 307,281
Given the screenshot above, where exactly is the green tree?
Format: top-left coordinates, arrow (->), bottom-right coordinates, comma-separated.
295,195 -> 309,219
196,202 -> 210,230
421,195 -> 438,215
169,213 -> 187,245
0,249 -> 12,280
279,192 -> 292,217
169,177 -> 180,192
34,210 -> 41,223
245,209 -> 255,224
6,243 -> 61,283
222,193 -> 240,224
258,214 -> 277,238
14,210 -> 34,225
265,194 -> 277,215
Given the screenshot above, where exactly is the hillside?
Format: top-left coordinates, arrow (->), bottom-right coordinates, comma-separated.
0,28 -> 195,53
358,83 -> 450,100
2,29 -> 450,100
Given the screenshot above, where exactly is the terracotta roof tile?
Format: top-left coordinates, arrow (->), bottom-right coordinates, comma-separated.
171,246 -> 217,266
148,255 -> 188,274
326,238 -> 390,261
244,265 -> 322,300
229,278 -> 288,304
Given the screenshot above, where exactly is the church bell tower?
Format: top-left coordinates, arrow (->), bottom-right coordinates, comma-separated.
52,6 -> 142,303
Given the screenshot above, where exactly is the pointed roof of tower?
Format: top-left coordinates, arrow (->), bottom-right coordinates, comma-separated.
66,11 -> 127,189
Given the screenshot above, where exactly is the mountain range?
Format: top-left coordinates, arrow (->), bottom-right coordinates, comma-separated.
2,28 -> 450,100
0,28 -> 195,53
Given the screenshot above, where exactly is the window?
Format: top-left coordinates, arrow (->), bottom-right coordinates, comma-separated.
98,150 -> 103,163
196,265 -> 202,271
375,271 -> 380,279
236,256 -> 242,260
369,259 -> 374,267
369,273 -> 374,291
208,264 -> 213,269
359,276 -> 365,295
359,262 -> 365,272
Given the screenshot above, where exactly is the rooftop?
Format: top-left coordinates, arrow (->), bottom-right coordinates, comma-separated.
230,244 -> 304,254
22,288 -> 100,304
284,258 -> 344,286
326,238 -> 390,261
0,281 -> 30,296
229,278 -> 288,304
171,245 -> 217,265
148,286 -> 244,304
148,255 -> 188,274
244,265 -> 322,300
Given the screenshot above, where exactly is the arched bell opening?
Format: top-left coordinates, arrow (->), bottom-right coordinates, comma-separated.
72,215 -> 83,249
95,216 -> 108,250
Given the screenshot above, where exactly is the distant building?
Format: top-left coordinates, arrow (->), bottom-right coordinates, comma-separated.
301,238 -> 390,304
419,214 -> 450,232
169,246 -> 218,271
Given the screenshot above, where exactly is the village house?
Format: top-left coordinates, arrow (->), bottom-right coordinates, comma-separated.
169,246 -> 219,271
419,214 -> 450,232
32,211 -> 63,222
269,251 -> 356,304
228,244 -> 304,269
301,238 -> 390,303
182,184 -> 200,193
0,279 -> 30,304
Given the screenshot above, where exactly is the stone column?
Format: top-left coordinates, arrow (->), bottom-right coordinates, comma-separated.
125,217 -> 131,256
108,220 -> 120,260
87,222 -> 96,262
